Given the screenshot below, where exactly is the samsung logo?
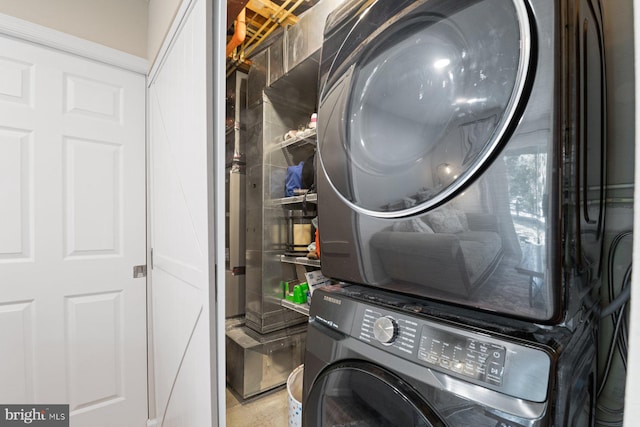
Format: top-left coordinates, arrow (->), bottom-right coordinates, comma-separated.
323,295 -> 342,305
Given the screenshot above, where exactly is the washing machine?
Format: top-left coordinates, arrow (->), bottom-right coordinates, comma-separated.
303,284 -> 597,426
316,0 -> 606,325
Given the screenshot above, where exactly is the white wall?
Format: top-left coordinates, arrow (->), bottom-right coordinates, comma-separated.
0,0 -> 148,58
0,0 -> 185,65
148,0 -> 183,66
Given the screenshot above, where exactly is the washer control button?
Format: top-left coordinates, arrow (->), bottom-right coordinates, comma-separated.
373,316 -> 398,344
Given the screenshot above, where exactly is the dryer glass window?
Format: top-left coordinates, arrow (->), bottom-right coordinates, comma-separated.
341,0 -> 529,215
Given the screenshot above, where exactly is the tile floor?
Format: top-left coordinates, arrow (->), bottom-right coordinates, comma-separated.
226,385 -> 290,426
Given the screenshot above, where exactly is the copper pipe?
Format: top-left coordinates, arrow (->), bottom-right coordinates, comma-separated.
226,8 -> 246,57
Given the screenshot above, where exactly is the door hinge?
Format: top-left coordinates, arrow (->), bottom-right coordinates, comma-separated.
133,265 -> 147,278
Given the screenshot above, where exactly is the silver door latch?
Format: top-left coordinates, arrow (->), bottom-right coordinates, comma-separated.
133,265 -> 147,278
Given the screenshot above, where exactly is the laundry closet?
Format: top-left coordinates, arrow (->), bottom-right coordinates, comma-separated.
0,0 -> 638,426
224,0 -> 639,426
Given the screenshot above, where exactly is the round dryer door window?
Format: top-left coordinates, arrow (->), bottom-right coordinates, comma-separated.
322,0 -> 532,216
304,361 -> 446,426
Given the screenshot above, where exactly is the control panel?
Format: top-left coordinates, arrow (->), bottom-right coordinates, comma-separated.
417,325 -> 506,386
372,316 -> 398,344
359,308 -> 419,356
350,303 -> 551,401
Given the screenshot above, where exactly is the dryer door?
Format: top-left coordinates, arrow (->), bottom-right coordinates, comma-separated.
318,0 -> 532,217
304,360 -> 447,426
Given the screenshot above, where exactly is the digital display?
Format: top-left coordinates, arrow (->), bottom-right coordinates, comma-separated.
417,325 -> 506,386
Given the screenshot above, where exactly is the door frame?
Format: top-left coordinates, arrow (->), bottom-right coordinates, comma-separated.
210,0 -> 227,423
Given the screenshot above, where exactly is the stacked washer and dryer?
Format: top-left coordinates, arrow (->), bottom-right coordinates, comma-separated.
303,0 -> 607,425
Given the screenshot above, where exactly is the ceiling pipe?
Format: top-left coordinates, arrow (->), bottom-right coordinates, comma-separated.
226,8 -> 247,57
227,0 -> 249,29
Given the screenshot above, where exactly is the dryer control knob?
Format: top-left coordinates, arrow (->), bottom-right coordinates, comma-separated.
373,316 -> 398,344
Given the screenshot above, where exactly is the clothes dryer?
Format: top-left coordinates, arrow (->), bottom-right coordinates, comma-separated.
303,284 -> 597,426
316,0 -> 606,324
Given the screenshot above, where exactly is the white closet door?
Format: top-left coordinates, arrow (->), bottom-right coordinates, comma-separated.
0,35 -> 147,426
147,0 -> 216,425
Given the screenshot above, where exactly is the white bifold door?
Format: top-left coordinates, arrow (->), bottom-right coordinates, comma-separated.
0,34 -> 147,426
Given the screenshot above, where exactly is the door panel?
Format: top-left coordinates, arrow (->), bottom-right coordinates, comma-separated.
63,137 -> 122,257
0,301 -> 35,403
0,126 -> 32,260
0,35 -> 146,426
148,0 -> 216,425
65,292 -> 124,411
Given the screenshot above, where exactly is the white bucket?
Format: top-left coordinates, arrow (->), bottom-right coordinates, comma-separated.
287,364 -> 304,427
